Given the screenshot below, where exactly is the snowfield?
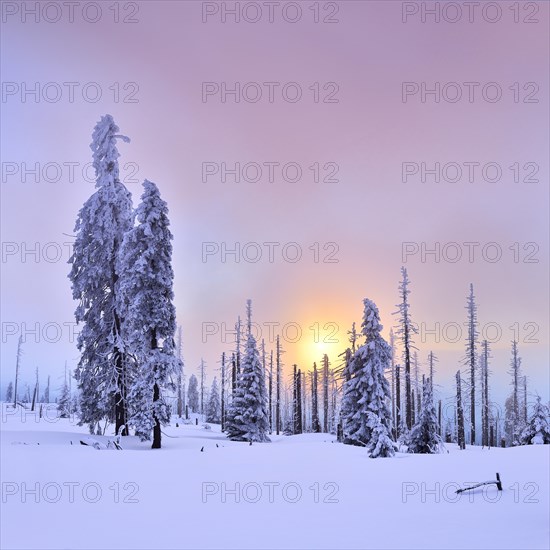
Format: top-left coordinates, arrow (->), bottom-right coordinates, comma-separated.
1,407 -> 548,550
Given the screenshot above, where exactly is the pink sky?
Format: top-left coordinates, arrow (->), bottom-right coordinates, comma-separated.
1,1 -> 548,407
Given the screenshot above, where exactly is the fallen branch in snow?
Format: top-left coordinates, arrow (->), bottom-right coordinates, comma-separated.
79,437 -> 122,450
455,472 -> 503,494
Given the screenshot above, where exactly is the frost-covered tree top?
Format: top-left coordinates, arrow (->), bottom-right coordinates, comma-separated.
361,298 -> 384,338
91,114 -> 130,186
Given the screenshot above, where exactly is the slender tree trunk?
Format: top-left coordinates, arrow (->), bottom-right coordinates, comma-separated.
404,343 -> 411,429
299,369 -> 303,433
323,354 -> 329,433
151,331 -> 161,449
312,363 -> 320,432
389,330 -> 396,438
276,336 -> 281,435
293,365 -> 298,433
438,399 -> 442,436
467,284 -> 477,445
456,370 -> 466,450
231,353 -> 237,395
14,336 -> 22,407
395,364 -> 401,437
528,378 -> 532,424
269,350 -> 273,433
114,352 -> 128,436
176,326 -> 183,417
481,340 -> 490,447
221,352 -> 226,432
31,385 -> 37,412
152,382 -> 161,448
114,308 -> 128,437
199,359 -> 206,417
411,389 -> 415,426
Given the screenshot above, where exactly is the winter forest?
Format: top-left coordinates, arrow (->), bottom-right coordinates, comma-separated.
6,116 -> 548,457
2,3 -> 549,549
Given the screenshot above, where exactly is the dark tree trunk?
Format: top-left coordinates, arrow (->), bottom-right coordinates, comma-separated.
456,371 -> 466,450
411,389 -> 415,426
31,385 -> 37,412
221,352 -> 225,432
312,363 -> 320,433
323,355 -> 329,433
276,336 -> 281,435
293,365 -> 298,434
269,350 -> 273,433
114,307 -> 129,437
114,351 -> 128,436
152,382 -> 161,448
395,364 -> 401,437
231,353 -> 237,394
297,368 -> 302,434
151,331 -> 161,449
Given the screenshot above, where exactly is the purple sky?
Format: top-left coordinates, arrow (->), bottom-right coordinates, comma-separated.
1,1 -> 548,408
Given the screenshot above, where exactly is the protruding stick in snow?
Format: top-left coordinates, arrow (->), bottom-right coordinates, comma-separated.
455,473 -> 502,494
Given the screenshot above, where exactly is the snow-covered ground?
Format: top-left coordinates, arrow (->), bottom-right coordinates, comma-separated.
1,405 -> 548,550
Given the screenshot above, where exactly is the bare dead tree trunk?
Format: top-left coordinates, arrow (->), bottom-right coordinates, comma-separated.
269,350 -> 273,433
466,284 -> 477,445
456,370 -> 466,450
176,326 -> 183,417
311,363 -> 320,432
221,352 -> 226,432
276,335 -> 282,435
438,399 -> 442,436
323,354 -> 329,433
411,389 -> 415,426
395,364 -> 401,438
14,335 -> 22,407
528,378 -> 532,424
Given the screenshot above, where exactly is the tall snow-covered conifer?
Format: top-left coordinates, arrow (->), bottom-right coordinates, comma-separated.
342,299 -> 396,457
118,179 -> 179,448
69,115 -> 134,435
188,374 -> 199,413
225,301 -> 270,442
521,396 -> 550,445
408,378 -> 442,454
206,377 -> 221,423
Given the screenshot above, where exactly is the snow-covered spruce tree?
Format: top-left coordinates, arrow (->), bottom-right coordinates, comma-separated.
58,379 -> 71,419
69,115 -> 134,435
408,378 -> 443,454
367,412 -> 397,458
342,298 -> 396,457
206,377 -> 221,423
188,374 -> 199,413
5,382 -> 13,403
521,396 -> 550,445
118,180 -> 179,449
225,301 -> 270,443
